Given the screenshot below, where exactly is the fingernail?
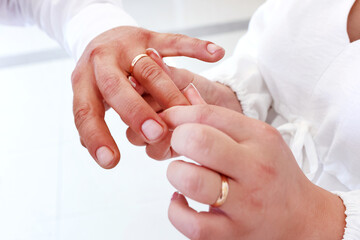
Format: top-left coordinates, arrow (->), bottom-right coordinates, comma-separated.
128,76 -> 137,88
146,48 -> 161,59
96,146 -> 114,167
141,119 -> 164,141
146,48 -> 171,75
171,192 -> 181,201
207,43 -> 222,54
182,83 -> 206,105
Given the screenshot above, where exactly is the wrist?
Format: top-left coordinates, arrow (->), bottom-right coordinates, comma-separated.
291,184 -> 346,240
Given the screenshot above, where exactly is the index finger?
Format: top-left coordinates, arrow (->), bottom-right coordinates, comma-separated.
149,32 -> 225,62
160,105 -> 255,143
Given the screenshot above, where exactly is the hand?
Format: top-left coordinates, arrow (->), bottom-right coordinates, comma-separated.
126,50 -> 242,160
71,26 -> 225,169
160,104 -> 346,240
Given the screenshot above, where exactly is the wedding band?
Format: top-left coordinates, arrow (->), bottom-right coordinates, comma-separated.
130,53 -> 148,74
211,175 -> 229,208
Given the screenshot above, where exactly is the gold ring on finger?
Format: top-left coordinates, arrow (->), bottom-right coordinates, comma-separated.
211,174 -> 229,208
130,53 -> 148,75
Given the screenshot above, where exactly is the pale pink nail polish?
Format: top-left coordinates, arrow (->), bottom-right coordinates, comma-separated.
171,192 -> 180,201
128,76 -> 137,88
182,83 -> 206,105
141,119 -> 164,141
96,146 -> 114,167
146,48 -> 161,58
207,43 -> 222,54
146,48 -> 171,75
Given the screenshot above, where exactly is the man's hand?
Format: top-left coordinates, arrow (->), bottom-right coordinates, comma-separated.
71,26 -> 225,169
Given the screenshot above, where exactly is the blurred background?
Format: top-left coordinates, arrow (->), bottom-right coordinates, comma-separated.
0,0 -> 264,239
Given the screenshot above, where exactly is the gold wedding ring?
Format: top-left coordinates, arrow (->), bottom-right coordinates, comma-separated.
211,175 -> 229,208
129,53 -> 148,74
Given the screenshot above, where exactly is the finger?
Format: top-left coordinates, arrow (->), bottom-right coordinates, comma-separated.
132,55 -> 190,109
128,76 -> 145,95
143,94 -> 162,113
147,48 -> 215,105
169,192 -> 233,240
126,127 -> 146,146
72,67 -> 120,169
181,83 -> 207,105
93,55 -> 167,143
150,32 -> 225,62
171,123 -> 249,179
167,160 -> 235,209
160,105 -> 255,142
145,133 -> 179,160
144,51 -> 206,106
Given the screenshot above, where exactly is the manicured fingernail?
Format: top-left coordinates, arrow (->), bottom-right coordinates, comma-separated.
146,48 -> 161,58
128,76 -> 137,88
146,48 -> 171,75
207,43 -> 222,54
171,192 -> 181,201
96,146 -> 114,167
141,119 -> 164,141
182,83 -> 206,105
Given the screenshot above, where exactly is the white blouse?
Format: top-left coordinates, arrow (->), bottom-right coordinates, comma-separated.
203,0 -> 360,238
0,0 -> 137,60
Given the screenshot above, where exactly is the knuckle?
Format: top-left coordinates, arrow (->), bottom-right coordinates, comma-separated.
258,123 -> 282,142
73,103 -> 94,130
71,69 -> 81,86
98,74 -> 121,99
88,45 -> 107,62
194,105 -> 213,124
170,33 -> 186,45
162,90 -> 184,106
119,99 -> 150,127
138,62 -> 163,81
139,28 -> 151,41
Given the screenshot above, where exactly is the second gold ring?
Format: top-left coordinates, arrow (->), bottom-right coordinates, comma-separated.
129,53 -> 148,74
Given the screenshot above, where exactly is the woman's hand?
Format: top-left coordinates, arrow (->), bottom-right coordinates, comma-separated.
160,104 -> 346,240
71,26 -> 225,169
126,49 -> 242,160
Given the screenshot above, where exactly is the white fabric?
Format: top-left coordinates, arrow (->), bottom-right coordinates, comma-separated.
203,0 -> 360,239
0,0 -> 137,60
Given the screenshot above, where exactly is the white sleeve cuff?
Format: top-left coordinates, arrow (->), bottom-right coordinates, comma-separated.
64,3 -> 138,61
201,54 -> 272,121
332,190 -> 360,240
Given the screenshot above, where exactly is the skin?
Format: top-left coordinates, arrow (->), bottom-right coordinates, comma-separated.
126,49 -> 242,160
71,26 -> 226,169
348,0 -> 360,42
159,102 -> 346,240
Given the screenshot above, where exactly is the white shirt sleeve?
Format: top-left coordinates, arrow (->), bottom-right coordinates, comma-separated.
332,191 -> 360,240
0,0 -> 138,60
201,1 -> 275,122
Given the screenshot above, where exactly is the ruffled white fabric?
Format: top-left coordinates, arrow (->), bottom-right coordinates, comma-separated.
277,120 -> 319,180
333,191 -> 360,240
